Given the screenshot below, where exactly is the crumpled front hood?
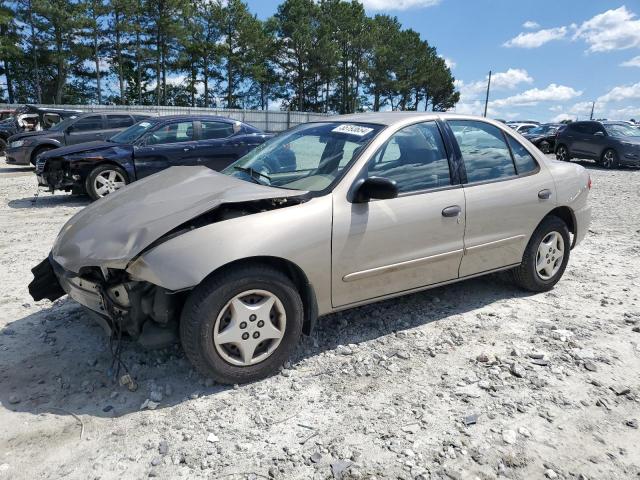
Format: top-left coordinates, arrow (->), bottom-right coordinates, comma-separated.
40,141 -> 120,159
52,167 -> 305,273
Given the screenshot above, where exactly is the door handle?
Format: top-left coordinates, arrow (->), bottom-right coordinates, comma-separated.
441,205 -> 461,217
538,189 -> 552,199
183,147 -> 192,152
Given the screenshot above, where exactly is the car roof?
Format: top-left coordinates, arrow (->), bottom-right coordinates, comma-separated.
151,114 -> 240,122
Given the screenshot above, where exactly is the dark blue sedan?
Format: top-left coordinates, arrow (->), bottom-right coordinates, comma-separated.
36,115 -> 272,200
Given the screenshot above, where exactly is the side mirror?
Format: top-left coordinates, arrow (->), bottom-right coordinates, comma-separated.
233,121 -> 242,134
353,177 -> 398,203
594,131 -> 604,137
65,125 -> 74,134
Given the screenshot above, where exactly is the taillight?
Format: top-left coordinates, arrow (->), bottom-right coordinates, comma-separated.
587,175 -> 592,190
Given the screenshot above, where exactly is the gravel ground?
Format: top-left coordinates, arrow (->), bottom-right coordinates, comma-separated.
0,158 -> 639,480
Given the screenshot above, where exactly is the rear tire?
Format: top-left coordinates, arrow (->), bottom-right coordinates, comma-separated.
599,149 -> 618,169
85,164 -> 128,200
180,265 -> 304,384
555,144 -> 569,162
512,216 -> 570,292
0,137 -> 6,155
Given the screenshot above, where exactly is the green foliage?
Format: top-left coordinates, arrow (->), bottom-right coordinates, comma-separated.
0,0 -> 459,112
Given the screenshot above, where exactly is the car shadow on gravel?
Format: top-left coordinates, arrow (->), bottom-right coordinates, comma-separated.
1,272 -> 532,420
0,166 -> 33,173
8,194 -> 90,209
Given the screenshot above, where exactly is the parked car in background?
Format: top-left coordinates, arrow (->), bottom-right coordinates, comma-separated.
36,115 -> 272,200
0,105 -> 82,155
0,109 -> 15,121
555,120 -> 640,168
507,122 -> 539,134
29,113 -> 591,384
522,123 -> 563,154
5,111 -> 153,166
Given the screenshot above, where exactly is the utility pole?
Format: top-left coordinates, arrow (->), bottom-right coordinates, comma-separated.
483,70 -> 492,118
589,101 -> 595,120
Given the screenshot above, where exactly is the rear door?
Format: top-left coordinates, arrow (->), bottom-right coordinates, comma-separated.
133,120 -> 199,178
103,114 -> 135,140
446,119 -> 555,276
331,120 -> 466,307
193,120 -> 243,171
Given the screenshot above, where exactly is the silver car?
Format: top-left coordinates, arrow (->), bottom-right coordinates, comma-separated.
29,113 -> 592,384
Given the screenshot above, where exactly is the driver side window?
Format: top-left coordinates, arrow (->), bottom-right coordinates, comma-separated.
146,121 -> 194,145
367,121 -> 451,193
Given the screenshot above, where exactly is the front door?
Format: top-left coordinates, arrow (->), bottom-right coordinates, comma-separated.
133,120 -> 199,178
331,120 -> 465,307
65,114 -> 105,145
446,119 -> 556,277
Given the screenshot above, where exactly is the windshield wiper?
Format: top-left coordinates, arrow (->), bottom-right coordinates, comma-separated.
233,166 -> 271,184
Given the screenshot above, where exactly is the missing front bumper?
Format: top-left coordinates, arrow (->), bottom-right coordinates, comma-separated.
28,257 -> 65,302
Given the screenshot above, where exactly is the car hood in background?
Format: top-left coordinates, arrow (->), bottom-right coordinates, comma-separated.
52,167 -> 306,272
9,130 -> 62,142
40,141 -> 129,159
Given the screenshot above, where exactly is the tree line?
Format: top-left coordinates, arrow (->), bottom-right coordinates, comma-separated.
0,0 -> 460,113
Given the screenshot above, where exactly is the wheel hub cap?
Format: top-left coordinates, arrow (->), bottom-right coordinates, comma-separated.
94,170 -> 126,197
213,289 -> 286,367
536,231 -> 564,280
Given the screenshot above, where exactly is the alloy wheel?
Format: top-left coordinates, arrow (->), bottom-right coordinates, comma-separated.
213,289 -> 286,367
602,150 -> 615,169
94,170 -> 126,197
535,231 -> 565,280
540,141 -> 550,154
556,146 -> 567,161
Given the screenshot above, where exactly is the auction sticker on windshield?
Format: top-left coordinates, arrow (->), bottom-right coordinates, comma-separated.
331,124 -> 374,136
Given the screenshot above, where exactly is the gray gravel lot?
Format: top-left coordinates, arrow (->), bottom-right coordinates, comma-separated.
0,159 -> 639,480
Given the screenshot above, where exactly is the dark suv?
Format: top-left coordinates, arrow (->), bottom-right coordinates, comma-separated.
0,105 -> 82,155
555,120 -> 640,168
5,111 -> 153,166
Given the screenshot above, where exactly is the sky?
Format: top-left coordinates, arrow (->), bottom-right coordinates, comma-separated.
247,0 -> 640,122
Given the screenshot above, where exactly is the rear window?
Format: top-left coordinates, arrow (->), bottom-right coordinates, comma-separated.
106,115 -> 134,128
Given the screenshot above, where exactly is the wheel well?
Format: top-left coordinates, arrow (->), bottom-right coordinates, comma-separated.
201,256 -> 318,335
545,206 -> 577,244
30,144 -> 57,163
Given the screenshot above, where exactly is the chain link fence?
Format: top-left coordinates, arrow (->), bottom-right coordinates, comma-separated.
0,104 -> 332,132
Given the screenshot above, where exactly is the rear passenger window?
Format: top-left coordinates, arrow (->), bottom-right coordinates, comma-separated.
449,120 -> 516,183
201,121 -> 234,140
367,121 -> 451,193
107,115 -> 134,128
506,136 -> 538,174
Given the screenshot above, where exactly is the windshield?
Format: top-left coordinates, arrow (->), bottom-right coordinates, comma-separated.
604,123 -> 640,138
223,122 -> 383,191
109,120 -> 159,144
527,125 -> 557,135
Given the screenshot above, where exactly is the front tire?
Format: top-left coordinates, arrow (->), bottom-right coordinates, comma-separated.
538,141 -> 551,154
0,137 -> 7,155
180,265 -> 304,384
30,145 -> 56,166
85,164 -> 128,200
512,216 -> 570,292
555,144 -> 569,162
599,149 -> 618,169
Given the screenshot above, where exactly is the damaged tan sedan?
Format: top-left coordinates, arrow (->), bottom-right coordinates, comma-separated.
29,113 -> 592,384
